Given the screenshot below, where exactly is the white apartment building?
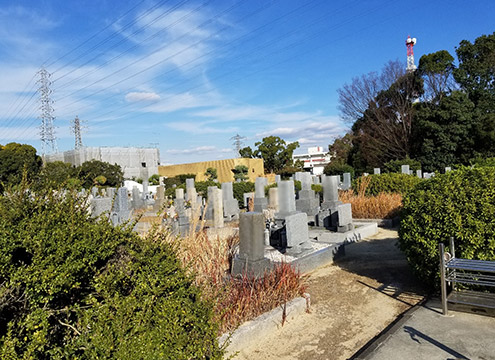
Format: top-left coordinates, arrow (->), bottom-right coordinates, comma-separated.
292,146 -> 331,175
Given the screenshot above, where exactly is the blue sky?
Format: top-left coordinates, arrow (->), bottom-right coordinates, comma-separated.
0,0 -> 493,164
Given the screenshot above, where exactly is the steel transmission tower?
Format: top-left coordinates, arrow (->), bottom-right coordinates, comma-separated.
37,67 -> 57,154
231,134 -> 245,157
406,36 -> 417,72
71,115 -> 83,149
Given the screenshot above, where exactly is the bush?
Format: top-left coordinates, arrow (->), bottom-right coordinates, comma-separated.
399,167 -> 495,291
471,157 -> 495,167
383,158 -> 421,173
148,174 -> 160,185
0,182 -> 223,359
195,181 -> 221,198
353,173 -> 422,196
77,159 -> 124,189
323,162 -> 355,178
233,181 -> 255,207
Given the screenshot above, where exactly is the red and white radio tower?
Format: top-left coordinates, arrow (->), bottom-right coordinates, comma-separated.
406,35 -> 417,72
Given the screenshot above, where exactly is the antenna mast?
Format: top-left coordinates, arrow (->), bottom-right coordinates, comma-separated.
37,67 -> 57,155
406,36 -> 417,72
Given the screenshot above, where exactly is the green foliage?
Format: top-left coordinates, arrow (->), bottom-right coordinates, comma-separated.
204,167 -> 218,181
148,174 -> 160,185
383,158 -> 422,173
354,173 -> 423,196
411,91 -> 476,171
194,181 -> 221,198
232,165 -> 249,182
399,167 -> 495,291
176,174 -> 196,183
38,161 -> 78,188
233,181 -> 254,207
240,136 -> 299,174
78,160 -> 124,189
277,165 -> 302,178
165,184 -> 186,199
471,157 -> 495,167
323,162 -> 355,178
0,143 -> 42,191
0,183 -> 223,358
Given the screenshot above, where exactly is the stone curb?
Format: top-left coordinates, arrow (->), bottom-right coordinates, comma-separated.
219,293 -> 310,355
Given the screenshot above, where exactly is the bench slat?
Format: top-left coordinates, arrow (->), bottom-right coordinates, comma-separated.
447,290 -> 495,309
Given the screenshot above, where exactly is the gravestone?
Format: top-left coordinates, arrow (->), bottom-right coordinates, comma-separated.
142,180 -> 149,199
232,212 -> 270,277
445,167 -> 452,173
205,186 -> 218,221
91,197 -> 112,218
222,182 -> 239,221
212,188 -> 224,228
342,172 -> 351,190
110,187 -> 131,225
374,168 -> 381,175
175,188 -> 189,233
106,187 -> 116,199
243,192 -> 254,209
268,187 -> 279,212
295,173 -> 319,216
152,185 -> 165,212
253,177 -> 268,212
276,180 -> 297,218
337,203 -> 353,232
401,165 -> 410,174
284,212 -> 312,254
132,186 -> 144,209
316,175 -> 342,230
416,169 -> 422,178
275,174 -> 281,183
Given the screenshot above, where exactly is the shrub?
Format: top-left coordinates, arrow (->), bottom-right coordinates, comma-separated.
0,182 -> 223,359
195,181 -> 221,198
148,174 -> 160,185
323,162 -> 355,178
233,181 -> 255,207
399,167 -> 495,291
77,159 -> 124,189
471,157 -> 495,167
383,158 -> 421,173
353,173 -> 422,196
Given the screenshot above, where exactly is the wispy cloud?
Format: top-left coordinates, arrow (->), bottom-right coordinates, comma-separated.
125,91 -> 160,102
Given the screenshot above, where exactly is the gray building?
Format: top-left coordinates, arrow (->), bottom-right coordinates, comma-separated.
45,147 -> 160,179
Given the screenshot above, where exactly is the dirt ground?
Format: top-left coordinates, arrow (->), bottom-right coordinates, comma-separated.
232,228 -> 426,360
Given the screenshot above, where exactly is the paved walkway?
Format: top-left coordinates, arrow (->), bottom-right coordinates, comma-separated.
355,299 -> 495,360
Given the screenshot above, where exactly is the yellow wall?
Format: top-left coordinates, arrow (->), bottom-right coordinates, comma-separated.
159,158 -> 265,183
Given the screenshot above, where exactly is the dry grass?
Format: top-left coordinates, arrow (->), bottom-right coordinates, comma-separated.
152,211 -> 307,333
340,176 -> 403,219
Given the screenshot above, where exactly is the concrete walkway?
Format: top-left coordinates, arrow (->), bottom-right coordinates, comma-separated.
355,299 -> 495,360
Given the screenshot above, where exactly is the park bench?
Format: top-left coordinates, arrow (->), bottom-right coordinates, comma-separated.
439,237 -> 495,315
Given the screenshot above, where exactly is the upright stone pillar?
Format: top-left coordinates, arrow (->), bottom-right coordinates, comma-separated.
275,174 -> 281,183
212,188 -> 224,228
276,180 -> 297,218
373,168 -> 381,175
342,172 -> 351,190
153,185 -> 165,212
295,173 -> 319,216
321,175 -> 340,210
253,177 -> 268,212
132,186 -> 143,209
445,167 -> 452,173
110,187 -> 130,225
401,165 -> 410,174
222,182 -> 239,221
416,169 -> 422,178
268,187 -> 279,212
232,212 -> 270,277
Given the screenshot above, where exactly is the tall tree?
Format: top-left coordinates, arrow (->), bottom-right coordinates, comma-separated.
239,136 -> 299,174
0,143 -> 42,189
454,32 -> 495,156
418,50 -> 456,102
337,60 -> 405,123
351,71 -> 424,168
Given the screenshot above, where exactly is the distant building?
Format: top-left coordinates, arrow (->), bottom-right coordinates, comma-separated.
159,158 -> 264,183
292,146 -> 331,175
44,147 -> 160,179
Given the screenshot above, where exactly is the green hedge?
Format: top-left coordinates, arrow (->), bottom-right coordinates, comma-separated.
353,173 -> 423,196
383,158 -> 421,173
233,181 -> 255,207
399,167 -> 495,291
323,163 -> 355,178
0,183 -> 223,359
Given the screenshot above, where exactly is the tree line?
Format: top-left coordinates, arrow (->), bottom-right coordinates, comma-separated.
329,31 -> 495,174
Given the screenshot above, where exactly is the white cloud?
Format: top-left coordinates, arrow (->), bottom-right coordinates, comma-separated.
125,91 -> 161,103
166,145 -> 216,155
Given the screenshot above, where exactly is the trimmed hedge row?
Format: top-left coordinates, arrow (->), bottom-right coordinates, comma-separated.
399,167 -> 495,291
354,173 -> 423,196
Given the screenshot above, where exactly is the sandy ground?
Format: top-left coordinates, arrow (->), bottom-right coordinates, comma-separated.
232,228 -> 425,360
